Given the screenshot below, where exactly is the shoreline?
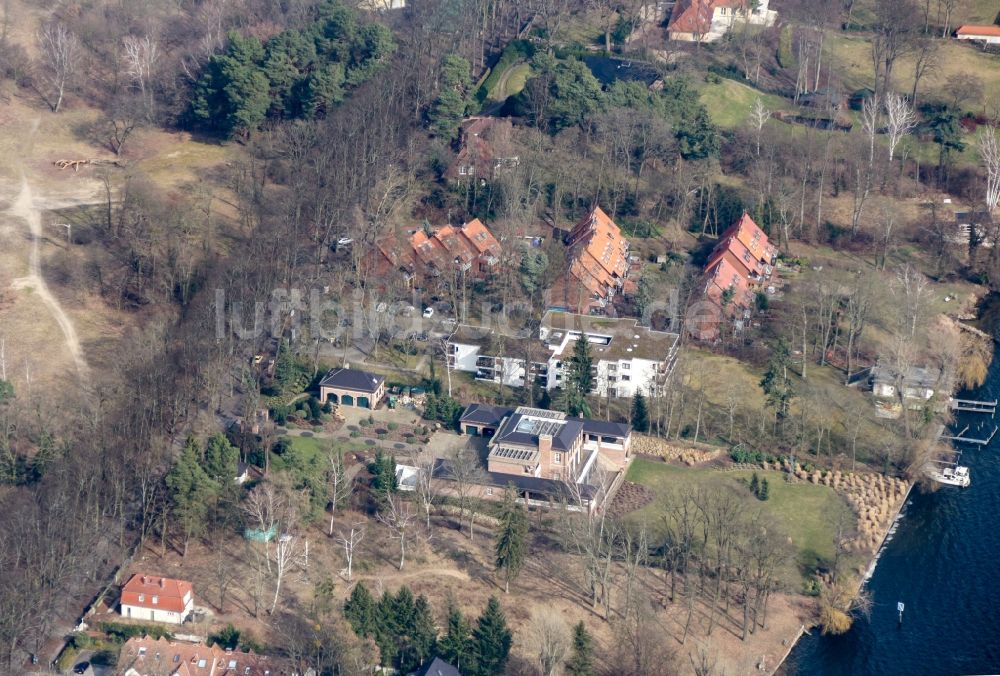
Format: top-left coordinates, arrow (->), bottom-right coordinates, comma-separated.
771,480 -> 915,675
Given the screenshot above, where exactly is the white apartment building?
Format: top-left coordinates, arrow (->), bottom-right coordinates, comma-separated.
447,311 -> 679,399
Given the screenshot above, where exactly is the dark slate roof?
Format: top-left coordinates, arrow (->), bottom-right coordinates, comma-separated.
459,403 -> 512,427
575,417 -> 631,438
433,459 -> 599,501
319,367 -> 384,393
414,657 -> 462,676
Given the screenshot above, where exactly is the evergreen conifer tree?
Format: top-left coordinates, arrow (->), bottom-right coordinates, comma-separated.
408,595 -> 438,671
166,437 -> 217,557
565,621 -> 594,676
630,391 -> 649,433
750,472 -> 760,497
438,603 -> 475,673
472,596 -> 512,676
495,486 -> 529,593
343,582 -> 377,638
564,335 -> 594,417
759,478 -> 770,501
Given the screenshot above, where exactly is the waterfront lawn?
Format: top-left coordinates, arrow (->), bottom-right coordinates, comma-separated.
625,459 -> 858,584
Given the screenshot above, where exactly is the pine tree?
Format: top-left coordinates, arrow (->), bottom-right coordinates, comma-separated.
565,621 -> 594,676
166,437 -> 217,557
630,391 -> 649,433
408,595 -> 438,672
375,590 -> 399,666
203,433 -> 239,483
343,582 -> 377,638
472,596 -> 512,676
564,335 -> 594,417
759,478 -> 770,501
495,486 -> 529,593
438,603 -> 475,673
749,472 -> 760,497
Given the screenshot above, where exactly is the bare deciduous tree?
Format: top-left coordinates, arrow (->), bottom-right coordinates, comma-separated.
979,127 -> 1000,214
37,23 -> 80,113
377,493 -> 416,570
336,523 -> 365,581
527,607 -> 570,676
326,447 -> 353,535
270,533 -> 306,613
122,34 -> 159,113
885,93 -> 917,162
749,97 -> 771,158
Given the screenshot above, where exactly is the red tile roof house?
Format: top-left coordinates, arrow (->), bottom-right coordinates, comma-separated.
370,219 -> 503,289
118,636 -> 301,676
548,206 -> 631,315
120,574 -> 194,625
667,0 -> 776,42
690,213 -> 777,340
955,25 -> 1000,45
445,117 -> 519,182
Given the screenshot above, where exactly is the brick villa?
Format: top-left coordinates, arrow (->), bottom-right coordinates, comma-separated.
435,405 -> 632,513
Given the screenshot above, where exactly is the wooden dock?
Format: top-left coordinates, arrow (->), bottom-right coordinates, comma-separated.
942,425 -> 998,446
950,398 -> 997,415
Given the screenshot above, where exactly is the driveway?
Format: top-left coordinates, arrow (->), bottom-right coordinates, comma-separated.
64,651 -> 113,676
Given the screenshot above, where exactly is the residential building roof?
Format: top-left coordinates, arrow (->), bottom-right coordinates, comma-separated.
460,403 -> 513,427
871,364 -> 941,390
121,575 -> 192,614
718,213 -> 774,264
118,636 -> 292,676
540,311 -> 681,362
433,458 -> 600,501
704,254 -> 752,307
576,417 -> 631,438
375,219 -> 502,280
956,24 -> 1000,37
414,657 -> 462,676
445,117 -> 518,181
566,206 -> 630,292
319,367 -> 384,393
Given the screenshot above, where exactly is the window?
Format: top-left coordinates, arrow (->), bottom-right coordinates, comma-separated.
523,465 -> 533,474
486,487 -> 494,496
553,452 -> 562,464
198,659 -> 207,668
229,660 -> 238,669
622,363 -> 630,370
459,166 -> 467,175
621,375 -> 631,381
138,594 -> 145,602
151,595 -> 158,605
174,655 -> 180,663
245,669 -> 251,675
138,647 -> 147,656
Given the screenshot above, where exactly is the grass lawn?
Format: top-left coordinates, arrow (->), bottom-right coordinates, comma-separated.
826,33 -> 1000,115
272,434 -> 372,471
625,459 -> 858,582
680,347 -> 766,410
698,79 -> 788,129
500,62 -> 532,100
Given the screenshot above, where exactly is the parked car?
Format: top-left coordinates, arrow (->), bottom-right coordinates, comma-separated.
336,237 -> 353,247
73,662 -> 90,675
422,307 -> 434,318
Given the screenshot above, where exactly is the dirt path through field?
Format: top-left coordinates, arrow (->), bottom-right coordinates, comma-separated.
8,175 -> 92,380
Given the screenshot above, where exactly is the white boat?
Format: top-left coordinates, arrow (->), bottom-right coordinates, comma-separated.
927,465 -> 971,488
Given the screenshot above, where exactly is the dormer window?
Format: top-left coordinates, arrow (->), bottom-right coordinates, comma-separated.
138,594 -> 145,602
138,647 -> 147,656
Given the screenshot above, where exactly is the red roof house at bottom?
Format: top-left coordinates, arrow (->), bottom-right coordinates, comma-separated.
120,574 -> 194,625
118,636 -> 296,676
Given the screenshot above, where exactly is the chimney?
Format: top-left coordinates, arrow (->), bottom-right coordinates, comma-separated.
538,434 -> 552,454
159,578 -> 165,588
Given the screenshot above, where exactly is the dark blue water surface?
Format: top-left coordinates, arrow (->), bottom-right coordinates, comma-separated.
787,361 -> 1000,675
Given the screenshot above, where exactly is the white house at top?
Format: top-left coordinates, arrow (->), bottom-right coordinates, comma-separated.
119,574 -> 194,625
667,0 -> 777,43
447,311 -> 679,399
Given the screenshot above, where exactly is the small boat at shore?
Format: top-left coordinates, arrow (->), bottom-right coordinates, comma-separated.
927,465 -> 971,487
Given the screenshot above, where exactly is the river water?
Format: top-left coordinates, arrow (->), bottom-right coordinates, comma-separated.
786,357 -> 1000,675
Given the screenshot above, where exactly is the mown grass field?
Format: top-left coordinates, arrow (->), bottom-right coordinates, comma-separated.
625,459 -> 858,581
698,78 -> 788,129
